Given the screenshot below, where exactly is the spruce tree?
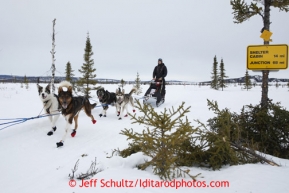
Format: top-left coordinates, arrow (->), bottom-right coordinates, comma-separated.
23,75 -> 28,84
243,70 -> 252,91
24,75 -> 29,89
275,80 -> 279,88
120,100 -> 198,180
78,33 -> 97,98
218,58 -> 228,91
65,61 -> 74,82
134,72 -> 142,95
210,55 -> 218,90
120,79 -> 126,88
196,99 -> 281,167
231,0 -> 289,108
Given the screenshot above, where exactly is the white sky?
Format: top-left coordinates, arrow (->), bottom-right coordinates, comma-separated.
0,0 -> 289,81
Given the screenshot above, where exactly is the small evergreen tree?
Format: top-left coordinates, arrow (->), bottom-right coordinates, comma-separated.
243,70 -> 252,91
120,79 -> 126,88
210,55 -> 218,90
218,58 -> 228,91
24,75 -> 29,89
120,101 -> 198,180
65,61 -> 74,82
275,80 -> 279,88
134,72 -> 142,95
23,75 -> 28,84
78,33 -> 97,98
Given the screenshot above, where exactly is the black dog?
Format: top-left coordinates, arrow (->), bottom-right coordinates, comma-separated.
96,87 -> 118,117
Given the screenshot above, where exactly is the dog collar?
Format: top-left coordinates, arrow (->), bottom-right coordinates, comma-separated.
43,100 -> 50,104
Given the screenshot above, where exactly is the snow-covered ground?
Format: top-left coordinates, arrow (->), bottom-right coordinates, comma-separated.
0,83 -> 289,193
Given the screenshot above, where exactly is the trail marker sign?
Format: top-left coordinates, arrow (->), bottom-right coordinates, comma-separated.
260,30 -> 273,42
247,44 -> 288,70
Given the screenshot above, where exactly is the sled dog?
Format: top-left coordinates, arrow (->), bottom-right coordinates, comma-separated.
37,83 -> 61,136
56,81 -> 97,148
96,87 -> 118,117
115,88 -> 136,120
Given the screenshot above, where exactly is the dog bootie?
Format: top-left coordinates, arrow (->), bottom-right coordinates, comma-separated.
71,130 -> 76,137
99,114 -> 103,117
56,141 -> 64,148
133,110 -> 136,113
92,120 -> 97,124
47,126 -> 57,136
47,131 -> 53,136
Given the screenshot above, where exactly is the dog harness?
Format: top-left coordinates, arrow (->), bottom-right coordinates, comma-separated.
43,100 -> 52,114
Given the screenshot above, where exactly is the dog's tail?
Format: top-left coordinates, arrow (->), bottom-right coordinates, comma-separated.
128,88 -> 136,97
95,86 -> 104,90
91,103 -> 97,109
59,80 -> 72,88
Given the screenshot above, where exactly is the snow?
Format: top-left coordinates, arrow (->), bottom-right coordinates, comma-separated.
0,83 -> 289,193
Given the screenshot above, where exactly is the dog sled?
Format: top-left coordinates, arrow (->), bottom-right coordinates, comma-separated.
143,80 -> 165,107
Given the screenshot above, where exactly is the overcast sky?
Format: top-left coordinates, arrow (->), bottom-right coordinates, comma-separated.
0,0 -> 289,81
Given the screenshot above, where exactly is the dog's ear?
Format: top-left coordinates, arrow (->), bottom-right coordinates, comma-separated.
46,83 -> 51,90
37,84 -> 42,89
58,86 -> 63,93
68,86 -> 73,93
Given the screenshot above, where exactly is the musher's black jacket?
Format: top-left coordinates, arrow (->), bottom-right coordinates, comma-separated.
153,63 -> 167,80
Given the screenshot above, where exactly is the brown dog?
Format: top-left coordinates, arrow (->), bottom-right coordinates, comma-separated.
56,81 -> 96,148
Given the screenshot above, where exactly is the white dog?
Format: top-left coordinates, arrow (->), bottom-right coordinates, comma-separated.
37,83 -> 61,136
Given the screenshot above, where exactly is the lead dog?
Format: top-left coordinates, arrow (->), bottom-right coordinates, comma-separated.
37,83 -> 61,136
115,88 -> 136,120
56,81 -> 97,148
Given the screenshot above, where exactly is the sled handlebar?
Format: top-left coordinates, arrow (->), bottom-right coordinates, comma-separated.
150,79 -> 162,85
